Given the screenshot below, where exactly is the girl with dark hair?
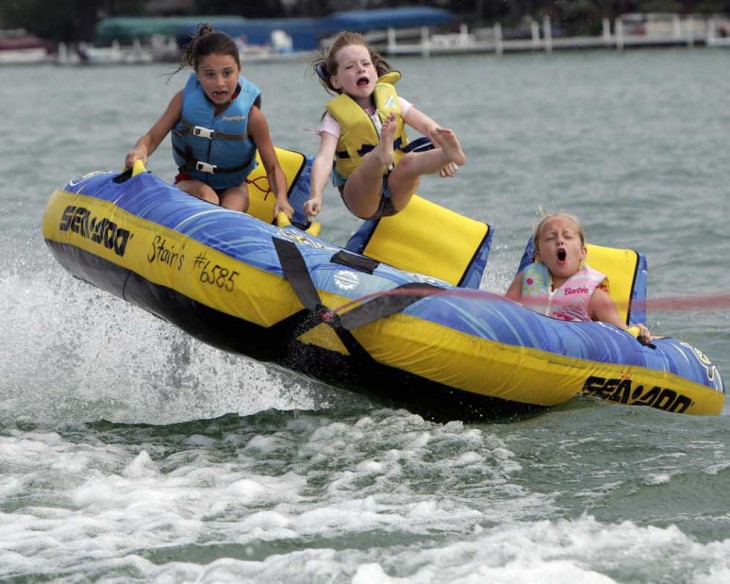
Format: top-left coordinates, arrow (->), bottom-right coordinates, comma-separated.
125,24 -> 292,218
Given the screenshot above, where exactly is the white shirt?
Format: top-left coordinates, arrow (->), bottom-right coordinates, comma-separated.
319,96 -> 413,139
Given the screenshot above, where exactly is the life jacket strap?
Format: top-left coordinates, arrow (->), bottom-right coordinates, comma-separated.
174,119 -> 247,141
173,145 -> 251,175
402,136 -> 434,153
335,136 -> 410,160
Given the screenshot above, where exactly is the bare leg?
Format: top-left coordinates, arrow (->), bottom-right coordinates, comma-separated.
387,128 -> 466,209
177,180 -> 219,205
219,183 -> 249,213
341,113 -> 397,219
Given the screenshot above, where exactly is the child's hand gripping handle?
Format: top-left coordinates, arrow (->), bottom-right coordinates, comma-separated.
276,211 -> 322,237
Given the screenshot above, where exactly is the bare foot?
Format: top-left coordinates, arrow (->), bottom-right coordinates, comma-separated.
430,127 -> 466,166
373,112 -> 396,167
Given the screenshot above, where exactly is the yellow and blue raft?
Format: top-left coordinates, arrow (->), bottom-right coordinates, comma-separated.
42,150 -> 725,420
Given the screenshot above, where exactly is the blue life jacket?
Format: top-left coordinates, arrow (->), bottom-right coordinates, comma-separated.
172,73 -> 260,190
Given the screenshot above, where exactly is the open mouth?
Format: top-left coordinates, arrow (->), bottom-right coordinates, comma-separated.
356,76 -> 370,87
557,248 -> 567,262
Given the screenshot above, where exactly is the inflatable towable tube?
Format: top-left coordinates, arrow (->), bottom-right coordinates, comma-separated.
42,156 -> 725,420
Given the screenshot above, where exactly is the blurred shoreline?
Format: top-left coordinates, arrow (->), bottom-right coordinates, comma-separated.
2,11 -> 729,67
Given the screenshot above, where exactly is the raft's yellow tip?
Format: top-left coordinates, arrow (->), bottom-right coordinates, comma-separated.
306,221 -> 322,237
276,211 -> 291,228
132,159 -> 147,177
276,211 -> 321,236
627,325 -> 640,338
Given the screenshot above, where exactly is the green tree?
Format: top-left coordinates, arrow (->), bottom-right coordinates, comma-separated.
0,0 -> 145,42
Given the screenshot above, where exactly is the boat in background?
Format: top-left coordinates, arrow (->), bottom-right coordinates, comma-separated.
707,37 -> 730,46
0,29 -> 54,64
706,16 -> 730,47
235,29 -> 316,63
56,39 -> 154,66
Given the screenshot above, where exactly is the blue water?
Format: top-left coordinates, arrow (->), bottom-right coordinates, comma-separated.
1,48 -> 729,583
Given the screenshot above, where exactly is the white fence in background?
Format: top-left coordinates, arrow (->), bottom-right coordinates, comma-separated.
380,13 -> 730,57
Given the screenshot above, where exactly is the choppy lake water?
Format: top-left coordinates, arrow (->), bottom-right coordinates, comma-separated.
1,48 -> 729,582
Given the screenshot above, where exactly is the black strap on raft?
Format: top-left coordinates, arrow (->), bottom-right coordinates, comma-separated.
273,237 -> 370,361
337,281 -> 443,330
331,250 -> 379,274
272,238 -> 443,362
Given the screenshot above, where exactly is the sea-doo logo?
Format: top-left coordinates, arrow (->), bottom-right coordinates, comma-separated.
679,342 -> 725,394
59,205 -> 132,257
334,270 -> 360,290
222,114 -> 245,122
582,375 -> 693,413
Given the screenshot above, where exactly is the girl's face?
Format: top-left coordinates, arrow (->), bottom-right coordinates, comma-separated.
330,44 -> 377,106
196,53 -> 240,108
535,216 -> 587,286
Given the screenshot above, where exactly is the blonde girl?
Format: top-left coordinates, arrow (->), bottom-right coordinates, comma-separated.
304,31 -> 465,221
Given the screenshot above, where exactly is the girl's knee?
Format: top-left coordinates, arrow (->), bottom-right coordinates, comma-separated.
342,188 -> 379,220
180,181 -> 219,205
220,186 -> 249,212
198,185 -> 219,205
394,152 -> 419,175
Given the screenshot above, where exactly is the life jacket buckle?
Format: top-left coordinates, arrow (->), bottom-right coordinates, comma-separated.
195,161 -> 217,174
192,125 -> 214,139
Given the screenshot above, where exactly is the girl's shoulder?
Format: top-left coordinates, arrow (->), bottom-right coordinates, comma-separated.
319,112 -> 340,138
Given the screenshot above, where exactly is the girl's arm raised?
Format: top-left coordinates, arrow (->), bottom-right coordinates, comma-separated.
401,105 -> 440,137
125,91 -> 183,169
402,105 -> 466,169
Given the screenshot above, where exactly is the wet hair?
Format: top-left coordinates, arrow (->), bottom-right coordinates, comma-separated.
175,23 -> 240,74
533,212 -> 586,255
312,31 -> 392,95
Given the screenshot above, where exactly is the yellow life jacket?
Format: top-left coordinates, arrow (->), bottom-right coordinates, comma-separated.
325,72 -> 409,180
